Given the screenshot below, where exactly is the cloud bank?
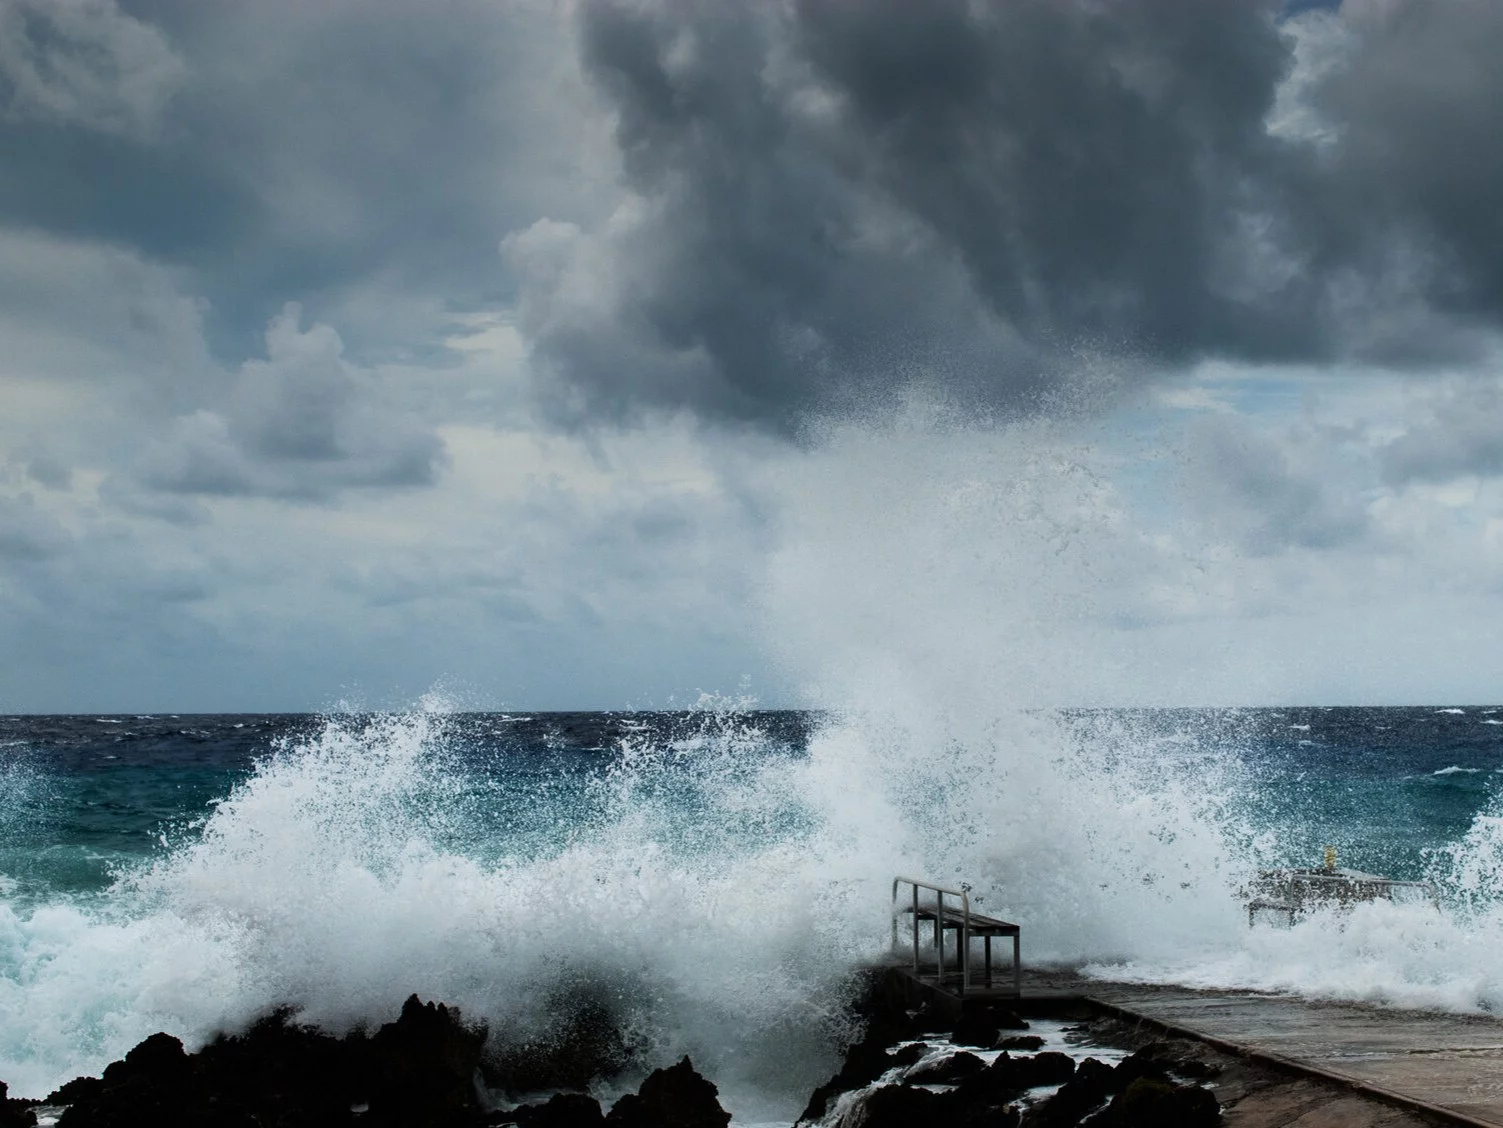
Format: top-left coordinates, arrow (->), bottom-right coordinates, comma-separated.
4,0 -> 1503,708
508,0 -> 1503,427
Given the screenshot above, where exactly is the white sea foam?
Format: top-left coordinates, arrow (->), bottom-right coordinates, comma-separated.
0,707 -> 877,1115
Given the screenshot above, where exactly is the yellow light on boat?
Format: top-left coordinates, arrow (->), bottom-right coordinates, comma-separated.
1324,845 -> 1337,871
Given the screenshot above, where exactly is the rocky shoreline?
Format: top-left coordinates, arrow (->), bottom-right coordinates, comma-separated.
0,972 -> 1442,1128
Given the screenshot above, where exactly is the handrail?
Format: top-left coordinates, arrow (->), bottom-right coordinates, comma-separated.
1252,870 -> 1442,910
892,875 -> 973,993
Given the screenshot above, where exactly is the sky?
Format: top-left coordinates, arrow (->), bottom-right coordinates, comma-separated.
3,0 -> 1503,712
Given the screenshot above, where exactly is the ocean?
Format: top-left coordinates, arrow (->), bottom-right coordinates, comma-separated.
2,704 -> 1503,1120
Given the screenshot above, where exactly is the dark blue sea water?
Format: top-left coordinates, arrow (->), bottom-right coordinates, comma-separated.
2,705 -> 1502,1114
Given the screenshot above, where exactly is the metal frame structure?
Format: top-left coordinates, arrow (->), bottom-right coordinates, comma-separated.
891,875 -> 1021,997
1247,869 -> 1441,927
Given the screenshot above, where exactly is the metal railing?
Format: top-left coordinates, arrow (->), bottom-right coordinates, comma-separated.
1247,869 -> 1441,927
891,875 -> 978,993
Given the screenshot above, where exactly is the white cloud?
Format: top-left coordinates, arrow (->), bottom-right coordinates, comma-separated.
137,305 -> 447,501
1380,373 -> 1503,484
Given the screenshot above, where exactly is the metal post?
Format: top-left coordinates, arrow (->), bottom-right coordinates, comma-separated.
911,884 -> 920,971
960,891 -> 970,994
1012,933 -> 1021,999
925,890 -> 937,980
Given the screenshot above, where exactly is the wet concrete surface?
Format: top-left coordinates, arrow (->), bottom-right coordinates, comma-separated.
1077,979 -> 1503,1126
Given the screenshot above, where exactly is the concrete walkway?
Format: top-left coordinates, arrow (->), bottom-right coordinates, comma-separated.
1081,981 -> 1503,1127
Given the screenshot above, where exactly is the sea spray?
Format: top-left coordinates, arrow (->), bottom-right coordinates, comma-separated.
761,405 -> 1258,963
0,708 -> 871,1117
758,401 -> 1503,1017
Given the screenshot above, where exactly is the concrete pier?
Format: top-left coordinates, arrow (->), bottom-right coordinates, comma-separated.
1079,979 -> 1503,1127
888,964 -> 1503,1126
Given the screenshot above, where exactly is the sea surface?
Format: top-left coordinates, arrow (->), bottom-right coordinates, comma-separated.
3,704 -> 1503,1118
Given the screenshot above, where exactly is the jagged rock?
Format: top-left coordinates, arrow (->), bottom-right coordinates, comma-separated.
798,1038 -> 904,1123
108,1034 -> 190,1085
49,996 -> 489,1128
844,1081 -> 1022,1128
43,1078 -> 103,1108
1114,1040 -> 1220,1081
1018,1058 -> 1113,1128
995,1035 -> 1046,1052
903,1051 -> 986,1085
1073,1058 -> 1117,1095
56,1031 -> 219,1128
366,995 -> 488,1126
952,1006 -> 1030,1049
844,1084 -> 949,1128
950,1014 -> 1000,1049
1108,1050 -> 1172,1093
1082,1076 -> 1220,1127
1,1082 -> 37,1128
605,1057 -> 729,1128
986,1052 -> 1075,1092
889,1043 -> 928,1068
509,1092 -> 606,1128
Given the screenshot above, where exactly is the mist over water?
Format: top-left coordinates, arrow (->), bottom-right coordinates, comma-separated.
2,410 -> 1503,1121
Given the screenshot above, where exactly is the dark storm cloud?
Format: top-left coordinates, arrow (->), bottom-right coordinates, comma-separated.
11,0 -> 1503,433
0,0 -> 600,359
1310,1 -> 1503,348
508,0 -> 1503,426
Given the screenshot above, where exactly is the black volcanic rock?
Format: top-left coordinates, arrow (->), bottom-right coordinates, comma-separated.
952,1006 -> 1030,1048
43,1078 -> 103,1108
903,1051 -> 986,1086
366,994 -> 488,1125
1082,1075 -> 1220,1127
797,1037 -> 904,1124
995,1035 -> 1046,1052
844,1083 -> 951,1128
1114,1040 -> 1220,1081
844,1081 -> 1021,1128
950,1014 -> 1000,1049
889,1042 -> 929,1068
1,1082 -> 36,1128
194,1008 -> 362,1124
1107,1050 -> 1172,1093
56,1031 -> 221,1128
1018,1058 -> 1113,1128
975,1051 -> 1075,1097
50,996 -> 490,1128
605,1057 -> 729,1128
510,1091 -> 607,1128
